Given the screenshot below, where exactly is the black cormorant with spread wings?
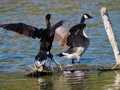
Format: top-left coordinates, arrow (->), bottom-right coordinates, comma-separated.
55,14 -> 93,64
0,14 -> 64,63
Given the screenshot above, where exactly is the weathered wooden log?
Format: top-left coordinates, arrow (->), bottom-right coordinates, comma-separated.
25,63 -> 120,77
25,65 -> 53,77
25,69 -> 53,77
63,64 -> 120,75
101,7 -> 120,65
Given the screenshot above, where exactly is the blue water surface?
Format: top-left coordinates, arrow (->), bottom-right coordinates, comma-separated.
0,0 -> 120,73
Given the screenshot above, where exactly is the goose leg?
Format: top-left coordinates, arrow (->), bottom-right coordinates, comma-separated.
72,59 -> 74,64
51,57 -> 63,71
77,56 -> 80,64
47,52 -> 53,60
47,53 -> 63,71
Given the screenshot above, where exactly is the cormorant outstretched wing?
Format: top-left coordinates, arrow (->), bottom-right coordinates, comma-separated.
0,22 -> 43,39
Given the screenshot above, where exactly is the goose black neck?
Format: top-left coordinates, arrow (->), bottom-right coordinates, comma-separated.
46,18 -> 51,29
80,16 -> 85,23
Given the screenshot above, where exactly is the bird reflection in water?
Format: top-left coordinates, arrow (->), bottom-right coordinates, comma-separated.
37,70 -> 88,90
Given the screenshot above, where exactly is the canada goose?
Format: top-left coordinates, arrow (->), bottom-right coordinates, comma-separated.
0,14 -> 64,63
55,14 -> 93,64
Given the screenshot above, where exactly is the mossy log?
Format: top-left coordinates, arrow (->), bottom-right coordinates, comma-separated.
25,65 -> 53,77
25,69 -> 53,77
25,63 -> 120,77
112,64 -> 120,69
63,64 -> 120,75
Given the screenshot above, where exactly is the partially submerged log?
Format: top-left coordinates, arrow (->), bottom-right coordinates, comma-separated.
25,65 -> 53,77
25,63 -> 120,77
101,7 -> 120,67
62,64 -> 120,75
63,64 -> 97,71
25,69 -> 53,77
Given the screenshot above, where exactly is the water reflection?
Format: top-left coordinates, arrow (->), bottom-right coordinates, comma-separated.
1,71 -> 120,90
38,78 -> 53,90
0,0 -> 120,89
0,0 -> 120,72
104,71 -> 120,90
37,71 -> 87,90
63,71 -> 88,90
36,71 -> 120,90
114,71 -> 120,89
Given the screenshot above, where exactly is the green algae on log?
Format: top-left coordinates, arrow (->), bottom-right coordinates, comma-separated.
25,69 -> 53,77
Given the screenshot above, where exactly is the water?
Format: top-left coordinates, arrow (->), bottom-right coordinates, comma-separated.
0,0 -> 120,90
0,71 -> 120,90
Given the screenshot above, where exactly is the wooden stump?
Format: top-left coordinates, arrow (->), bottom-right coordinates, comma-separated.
101,7 -> 120,66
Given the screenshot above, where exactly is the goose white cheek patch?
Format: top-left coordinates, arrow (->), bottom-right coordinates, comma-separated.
84,15 -> 88,19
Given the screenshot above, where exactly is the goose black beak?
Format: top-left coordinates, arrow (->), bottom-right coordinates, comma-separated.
89,16 -> 93,19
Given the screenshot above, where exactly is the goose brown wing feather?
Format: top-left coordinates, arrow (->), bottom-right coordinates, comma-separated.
54,27 -> 70,47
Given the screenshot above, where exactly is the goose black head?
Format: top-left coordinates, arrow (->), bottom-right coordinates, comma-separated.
80,13 -> 93,23
46,14 -> 51,20
83,13 -> 93,19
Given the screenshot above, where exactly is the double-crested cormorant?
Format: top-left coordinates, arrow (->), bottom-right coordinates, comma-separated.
0,14 -> 64,63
